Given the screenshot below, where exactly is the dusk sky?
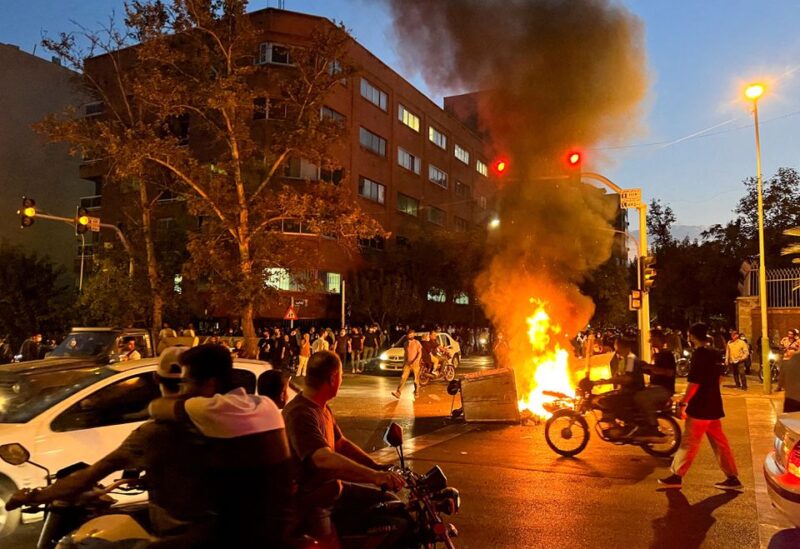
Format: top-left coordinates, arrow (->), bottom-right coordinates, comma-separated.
2,0 -> 798,229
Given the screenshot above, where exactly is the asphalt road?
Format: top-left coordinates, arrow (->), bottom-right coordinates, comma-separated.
6,357 -> 800,548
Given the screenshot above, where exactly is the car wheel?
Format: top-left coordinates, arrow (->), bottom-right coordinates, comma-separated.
452,354 -> 460,368
0,476 -> 20,538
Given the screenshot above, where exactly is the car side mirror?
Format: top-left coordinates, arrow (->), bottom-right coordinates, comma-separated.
384,423 -> 404,448
0,443 -> 30,466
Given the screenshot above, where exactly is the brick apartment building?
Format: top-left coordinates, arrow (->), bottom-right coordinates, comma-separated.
77,8 -> 500,324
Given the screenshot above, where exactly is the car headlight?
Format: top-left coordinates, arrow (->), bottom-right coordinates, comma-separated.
379,352 -> 389,360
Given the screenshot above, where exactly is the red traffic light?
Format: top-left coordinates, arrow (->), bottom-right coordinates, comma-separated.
492,159 -> 509,175
567,151 -> 582,167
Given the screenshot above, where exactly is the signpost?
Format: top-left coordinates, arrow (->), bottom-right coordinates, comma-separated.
629,290 -> 642,311
87,216 -> 101,232
620,188 -> 642,209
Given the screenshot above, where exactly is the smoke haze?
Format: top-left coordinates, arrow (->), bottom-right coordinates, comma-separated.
384,0 -> 648,385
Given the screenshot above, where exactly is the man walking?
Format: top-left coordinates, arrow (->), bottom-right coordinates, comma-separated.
392,329 -> 422,399
659,323 -> 742,491
725,330 -> 749,390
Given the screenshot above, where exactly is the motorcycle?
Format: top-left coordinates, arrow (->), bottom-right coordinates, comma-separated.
0,443 -> 149,549
542,378 -> 682,458
675,349 -> 691,377
418,352 -> 457,387
758,350 -> 781,383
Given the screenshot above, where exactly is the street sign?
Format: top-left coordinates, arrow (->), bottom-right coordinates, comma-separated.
294,299 -> 307,307
620,188 -> 642,209
283,306 -> 298,320
87,216 -> 101,232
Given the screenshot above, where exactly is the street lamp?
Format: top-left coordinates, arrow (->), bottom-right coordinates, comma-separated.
488,217 -> 500,229
745,82 -> 771,393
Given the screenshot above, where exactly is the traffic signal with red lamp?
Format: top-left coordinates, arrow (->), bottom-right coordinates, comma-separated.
641,255 -> 657,291
492,158 -> 509,176
18,197 -> 36,228
567,151 -> 582,167
75,207 -> 90,235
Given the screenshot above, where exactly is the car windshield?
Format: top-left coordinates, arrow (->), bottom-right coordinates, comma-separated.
0,367 -> 116,423
49,332 -> 119,358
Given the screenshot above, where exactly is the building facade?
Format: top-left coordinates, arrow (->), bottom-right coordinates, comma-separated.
78,8 -> 500,324
0,44 -> 93,280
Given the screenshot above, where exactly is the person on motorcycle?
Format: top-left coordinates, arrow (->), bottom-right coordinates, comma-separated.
592,337 -> 659,440
5,347 -> 218,547
427,329 -> 447,374
283,350 -> 406,548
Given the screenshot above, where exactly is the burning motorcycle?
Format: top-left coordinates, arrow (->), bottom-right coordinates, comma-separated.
542,378 -> 681,458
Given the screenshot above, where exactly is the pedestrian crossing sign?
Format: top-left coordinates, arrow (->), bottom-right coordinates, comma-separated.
283,306 -> 298,320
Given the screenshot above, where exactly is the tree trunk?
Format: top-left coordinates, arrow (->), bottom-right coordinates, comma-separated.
242,300 -> 257,359
138,181 -> 163,347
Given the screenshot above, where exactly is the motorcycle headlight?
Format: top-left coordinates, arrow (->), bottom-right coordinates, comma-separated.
683,350 -> 690,357
433,487 -> 461,515
769,352 -> 778,362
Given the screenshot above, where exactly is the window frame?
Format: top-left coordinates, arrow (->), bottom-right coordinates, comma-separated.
360,78 -> 388,111
397,147 -> 422,175
476,159 -> 488,177
428,126 -> 447,150
358,176 -> 386,204
428,164 -> 449,189
359,127 -> 387,157
427,206 -> 446,226
396,192 -> 420,217
455,144 -> 470,165
398,104 -> 420,132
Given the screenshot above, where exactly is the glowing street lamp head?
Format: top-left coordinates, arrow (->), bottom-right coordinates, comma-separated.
492,159 -> 509,175
488,217 -> 500,229
745,83 -> 765,101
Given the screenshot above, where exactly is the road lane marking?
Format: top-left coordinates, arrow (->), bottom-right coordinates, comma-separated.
369,423 -> 478,461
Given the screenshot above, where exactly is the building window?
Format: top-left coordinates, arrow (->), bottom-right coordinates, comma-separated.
84,101 -> 104,118
360,78 -> 388,111
455,144 -> 470,165
358,176 -> 385,204
455,181 -> 470,198
428,126 -> 447,149
253,97 -> 267,120
454,217 -> 469,232
427,288 -> 446,303
427,206 -> 445,226
359,236 -> 385,251
359,127 -> 387,157
428,165 -> 448,189
320,167 -> 344,184
283,157 -> 317,180
325,272 -> 342,294
397,147 -> 421,174
476,159 -> 488,177
264,268 -> 293,290
155,217 -> 174,241
478,196 -> 487,210
398,104 -> 420,132
257,42 -> 293,65
321,106 -> 345,123
454,292 -> 470,305
267,99 -> 287,120
396,193 -> 419,217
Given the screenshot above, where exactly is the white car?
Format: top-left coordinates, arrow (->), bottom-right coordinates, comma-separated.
764,412 -> 800,526
368,331 -> 462,374
0,357 -> 272,537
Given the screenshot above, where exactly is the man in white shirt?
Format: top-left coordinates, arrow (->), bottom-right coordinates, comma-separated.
120,338 -> 141,361
311,334 -> 330,354
392,329 -> 422,399
725,330 -> 749,390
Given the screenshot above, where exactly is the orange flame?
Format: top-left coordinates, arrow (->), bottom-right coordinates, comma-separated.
517,301 -> 575,418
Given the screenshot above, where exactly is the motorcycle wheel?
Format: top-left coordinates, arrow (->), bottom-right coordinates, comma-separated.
676,360 -> 690,377
544,410 -> 589,457
641,415 -> 682,458
444,365 -> 456,382
418,372 -> 431,387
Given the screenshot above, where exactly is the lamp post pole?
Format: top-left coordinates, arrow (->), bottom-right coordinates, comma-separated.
747,85 -> 771,394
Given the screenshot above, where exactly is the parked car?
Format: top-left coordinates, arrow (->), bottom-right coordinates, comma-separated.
8,327 -> 156,370
364,331 -> 461,375
0,356 -> 272,537
764,412 -> 800,527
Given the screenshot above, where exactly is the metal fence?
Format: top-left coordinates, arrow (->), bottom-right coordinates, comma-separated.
748,268 -> 800,308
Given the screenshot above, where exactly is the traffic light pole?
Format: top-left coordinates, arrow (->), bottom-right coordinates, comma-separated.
638,203 -> 651,363
25,212 -> 134,278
